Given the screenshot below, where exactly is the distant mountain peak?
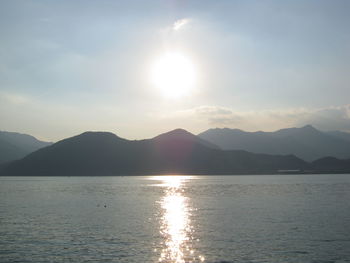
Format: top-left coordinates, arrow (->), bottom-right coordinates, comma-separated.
274,125 -> 321,136
202,127 -> 246,135
153,128 -> 220,149
65,131 -> 126,144
79,131 -> 119,138
294,125 -> 321,135
154,129 -> 195,140
300,124 -> 317,130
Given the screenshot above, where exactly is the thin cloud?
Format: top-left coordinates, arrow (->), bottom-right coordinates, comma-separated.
173,18 -> 190,31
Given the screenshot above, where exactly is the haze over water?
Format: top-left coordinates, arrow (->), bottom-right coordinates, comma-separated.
1,174 -> 350,263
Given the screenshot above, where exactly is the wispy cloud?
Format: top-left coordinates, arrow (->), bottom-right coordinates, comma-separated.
173,18 -> 190,31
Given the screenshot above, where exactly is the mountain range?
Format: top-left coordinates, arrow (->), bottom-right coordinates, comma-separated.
0,131 -> 52,164
0,129 -> 312,176
1,126 -> 350,176
198,125 -> 350,161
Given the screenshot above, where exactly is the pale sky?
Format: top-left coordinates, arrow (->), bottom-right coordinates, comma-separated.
0,0 -> 349,141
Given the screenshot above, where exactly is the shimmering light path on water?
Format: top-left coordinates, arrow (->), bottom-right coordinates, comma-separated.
150,176 -> 205,263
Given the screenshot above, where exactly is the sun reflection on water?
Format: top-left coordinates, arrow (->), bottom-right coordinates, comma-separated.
151,176 -> 204,263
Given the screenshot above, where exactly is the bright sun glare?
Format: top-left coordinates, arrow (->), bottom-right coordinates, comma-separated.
151,52 -> 196,99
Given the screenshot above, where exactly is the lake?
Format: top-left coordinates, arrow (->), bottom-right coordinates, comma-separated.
1,174 -> 350,263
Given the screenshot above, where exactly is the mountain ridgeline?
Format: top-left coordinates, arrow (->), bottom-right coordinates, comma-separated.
0,131 -> 52,164
0,129 -> 312,176
198,125 -> 350,162
1,127 -> 350,176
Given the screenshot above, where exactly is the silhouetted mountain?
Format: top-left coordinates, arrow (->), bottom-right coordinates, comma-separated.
0,131 -> 52,164
0,129 -> 310,176
312,157 -> 350,173
198,125 -> 350,161
153,128 -> 220,149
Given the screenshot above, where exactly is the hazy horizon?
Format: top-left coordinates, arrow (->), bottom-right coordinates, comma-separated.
1,0 -> 349,141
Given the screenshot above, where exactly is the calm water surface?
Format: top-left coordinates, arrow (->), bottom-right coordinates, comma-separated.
1,174 -> 350,263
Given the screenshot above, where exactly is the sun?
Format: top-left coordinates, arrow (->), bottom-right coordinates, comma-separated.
151,52 -> 196,99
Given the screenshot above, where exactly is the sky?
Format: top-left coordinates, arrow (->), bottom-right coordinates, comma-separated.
0,0 -> 350,141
